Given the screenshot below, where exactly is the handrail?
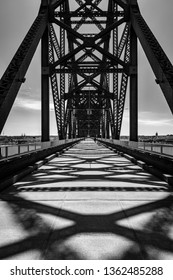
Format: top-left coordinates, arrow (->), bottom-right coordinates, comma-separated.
0,138 -> 80,159
0,143 -> 41,158
99,138 -> 173,158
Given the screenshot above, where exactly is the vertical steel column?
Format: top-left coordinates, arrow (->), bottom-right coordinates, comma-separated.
60,3 -> 65,139
113,2 -> 119,139
68,109 -> 72,139
73,109 -> 76,138
101,109 -> 105,138
41,25 -> 50,142
130,24 -> 138,141
105,109 -> 109,139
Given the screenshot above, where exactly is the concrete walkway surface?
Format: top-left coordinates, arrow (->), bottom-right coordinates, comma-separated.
0,138 -> 173,260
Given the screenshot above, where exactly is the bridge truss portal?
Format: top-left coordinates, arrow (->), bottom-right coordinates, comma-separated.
0,0 -> 173,141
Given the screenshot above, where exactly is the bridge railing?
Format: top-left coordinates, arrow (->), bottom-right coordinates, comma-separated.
99,139 -> 173,158
0,143 -> 41,158
0,138 -> 79,159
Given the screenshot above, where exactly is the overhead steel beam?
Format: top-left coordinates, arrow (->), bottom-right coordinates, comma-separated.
0,6 -> 48,134
53,18 -> 85,42
94,44 -> 128,70
89,80 -> 114,100
64,80 -> 88,100
113,0 -> 128,10
94,18 -> 125,42
55,67 -> 124,73
55,11 -> 124,17
51,0 -> 66,9
130,3 -> 173,114
52,44 -> 84,69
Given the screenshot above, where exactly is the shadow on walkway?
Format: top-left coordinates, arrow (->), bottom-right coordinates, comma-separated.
0,140 -> 172,259
5,147 -> 168,193
0,193 -> 173,259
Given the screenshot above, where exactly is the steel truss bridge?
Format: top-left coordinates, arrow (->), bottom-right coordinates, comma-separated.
0,0 -> 173,141
1,1 -> 173,260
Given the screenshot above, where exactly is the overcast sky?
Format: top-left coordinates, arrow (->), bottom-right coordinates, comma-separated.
0,0 -> 173,136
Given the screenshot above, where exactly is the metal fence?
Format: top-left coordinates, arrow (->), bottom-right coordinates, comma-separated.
100,139 -> 173,158
0,143 -> 41,158
0,138 -> 79,159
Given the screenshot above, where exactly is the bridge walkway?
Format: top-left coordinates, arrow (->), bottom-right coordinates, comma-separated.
0,138 -> 173,260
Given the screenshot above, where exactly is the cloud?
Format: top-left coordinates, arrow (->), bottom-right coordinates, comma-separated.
139,118 -> 173,127
138,111 -> 173,125
121,109 -> 173,136
14,97 -> 54,111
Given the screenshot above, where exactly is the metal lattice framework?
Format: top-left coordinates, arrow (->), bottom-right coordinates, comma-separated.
0,0 -> 173,141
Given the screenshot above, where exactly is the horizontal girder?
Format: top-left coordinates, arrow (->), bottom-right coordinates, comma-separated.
55,67 -> 124,73
55,11 -> 124,17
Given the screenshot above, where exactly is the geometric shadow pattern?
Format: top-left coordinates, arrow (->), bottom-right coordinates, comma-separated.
0,193 -> 173,259
0,140 -> 172,259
